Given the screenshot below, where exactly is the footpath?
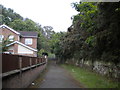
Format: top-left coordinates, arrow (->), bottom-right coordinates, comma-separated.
38,60 -> 81,88
28,61 -> 81,88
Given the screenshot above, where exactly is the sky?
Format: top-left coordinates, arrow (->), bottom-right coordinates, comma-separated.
1,0 -> 80,32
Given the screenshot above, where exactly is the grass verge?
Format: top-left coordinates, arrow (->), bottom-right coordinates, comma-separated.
61,64 -> 119,88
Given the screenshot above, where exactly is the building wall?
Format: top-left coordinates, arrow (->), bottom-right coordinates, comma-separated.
1,27 -> 37,49
4,44 -> 18,54
7,46 -> 14,54
18,44 -> 37,57
18,44 -> 33,54
1,26 -> 37,57
4,44 -> 37,57
1,28 -> 20,41
14,43 -> 18,54
8,46 -> 14,50
20,37 -> 37,49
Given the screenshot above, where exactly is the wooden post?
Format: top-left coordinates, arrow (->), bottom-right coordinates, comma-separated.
36,58 -> 37,67
0,53 -> 2,90
19,57 -> 22,76
19,56 -> 22,87
30,58 -> 32,69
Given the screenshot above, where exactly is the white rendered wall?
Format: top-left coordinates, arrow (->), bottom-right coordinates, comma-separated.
18,44 -> 33,54
8,46 -> 14,50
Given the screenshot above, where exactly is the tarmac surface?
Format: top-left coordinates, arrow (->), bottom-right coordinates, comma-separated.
39,61 -> 81,88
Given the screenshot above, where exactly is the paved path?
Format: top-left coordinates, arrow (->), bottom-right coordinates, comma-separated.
39,61 -> 81,88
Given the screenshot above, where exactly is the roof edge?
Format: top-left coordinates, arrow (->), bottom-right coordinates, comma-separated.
21,35 -> 38,38
0,24 -> 20,35
6,41 -> 38,52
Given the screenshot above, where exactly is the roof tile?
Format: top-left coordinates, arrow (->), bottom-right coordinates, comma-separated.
18,31 -> 38,37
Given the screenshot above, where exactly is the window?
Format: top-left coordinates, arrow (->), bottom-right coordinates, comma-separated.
25,38 -> 32,45
0,35 -> 4,42
9,35 -> 14,41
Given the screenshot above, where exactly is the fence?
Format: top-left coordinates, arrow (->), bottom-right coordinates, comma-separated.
2,53 -> 46,73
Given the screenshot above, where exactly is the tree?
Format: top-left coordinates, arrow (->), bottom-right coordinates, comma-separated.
1,5 -> 23,25
55,2 -> 120,65
95,2 -> 120,64
9,19 -> 26,30
43,26 -> 55,39
1,5 -> 53,57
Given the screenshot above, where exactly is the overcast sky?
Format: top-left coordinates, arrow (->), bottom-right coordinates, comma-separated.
1,0 -> 80,32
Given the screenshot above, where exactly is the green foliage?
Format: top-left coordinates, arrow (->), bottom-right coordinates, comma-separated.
38,49 -> 45,56
85,36 -> 96,46
49,32 -> 66,59
1,4 -> 23,25
54,2 -> 120,64
9,18 -> 41,32
9,19 -> 26,30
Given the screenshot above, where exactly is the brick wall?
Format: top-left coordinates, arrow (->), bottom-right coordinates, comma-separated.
20,37 -> 37,49
1,27 -> 37,57
1,28 -> 20,41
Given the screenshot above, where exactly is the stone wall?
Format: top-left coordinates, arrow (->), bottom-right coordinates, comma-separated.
66,59 -> 120,80
92,61 -> 119,79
